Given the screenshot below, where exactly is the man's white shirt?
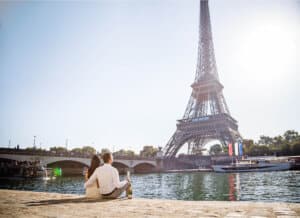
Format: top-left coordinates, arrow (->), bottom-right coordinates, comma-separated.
84,163 -> 127,194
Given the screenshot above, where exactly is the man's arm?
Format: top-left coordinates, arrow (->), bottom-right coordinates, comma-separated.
112,168 -> 127,188
84,169 -> 98,188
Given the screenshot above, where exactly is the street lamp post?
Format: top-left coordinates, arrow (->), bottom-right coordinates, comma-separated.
33,136 -> 36,149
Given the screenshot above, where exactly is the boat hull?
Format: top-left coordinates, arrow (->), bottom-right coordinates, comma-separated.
212,162 -> 291,173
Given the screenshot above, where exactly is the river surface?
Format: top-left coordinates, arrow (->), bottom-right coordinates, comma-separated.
1,171 -> 299,202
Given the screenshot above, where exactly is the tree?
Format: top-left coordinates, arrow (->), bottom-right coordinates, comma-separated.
279,144 -> 292,156
140,145 -> 158,158
81,146 -> 96,155
243,139 -> 254,147
113,149 -> 135,157
222,145 -> 228,153
126,150 -> 135,157
71,148 -> 83,155
268,144 -> 281,155
239,131 -> 300,156
273,135 -> 284,146
258,135 -> 273,146
283,130 -> 299,143
291,142 -> 300,155
248,145 -> 271,156
49,146 -> 67,153
26,147 -> 46,152
209,144 -> 222,155
26,147 -> 36,151
243,139 -> 255,155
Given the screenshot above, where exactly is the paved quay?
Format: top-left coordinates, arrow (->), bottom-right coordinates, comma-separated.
0,190 -> 299,218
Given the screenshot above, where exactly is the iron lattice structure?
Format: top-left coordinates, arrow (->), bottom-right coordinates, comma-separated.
164,0 -> 241,158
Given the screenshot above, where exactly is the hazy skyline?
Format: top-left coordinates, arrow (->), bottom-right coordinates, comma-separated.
0,0 -> 299,153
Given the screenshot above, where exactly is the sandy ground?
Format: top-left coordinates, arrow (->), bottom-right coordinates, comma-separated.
0,189 -> 299,218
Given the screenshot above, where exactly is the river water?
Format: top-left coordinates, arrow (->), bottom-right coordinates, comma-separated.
1,171 -> 299,202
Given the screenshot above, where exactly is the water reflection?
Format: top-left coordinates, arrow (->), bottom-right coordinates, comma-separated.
127,171 -> 299,202
235,173 -> 240,200
131,172 -> 283,201
0,171 -> 299,202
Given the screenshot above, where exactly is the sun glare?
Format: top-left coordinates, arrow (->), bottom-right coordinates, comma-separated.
236,18 -> 297,84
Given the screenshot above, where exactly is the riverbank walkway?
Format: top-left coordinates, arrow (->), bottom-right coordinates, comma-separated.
0,190 -> 299,218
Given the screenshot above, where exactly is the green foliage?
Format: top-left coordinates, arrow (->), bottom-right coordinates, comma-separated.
244,130 -> 300,156
81,146 -> 96,155
26,147 -> 34,150
71,146 -> 96,156
113,149 -> 135,157
283,130 -> 299,142
243,139 -> 255,155
26,147 -> 45,151
49,146 -> 67,153
258,135 -> 273,145
291,142 -> 300,155
209,144 -> 222,155
279,144 -> 292,156
140,145 -> 158,158
273,135 -> 284,146
222,146 -> 228,153
248,145 -> 272,156
71,148 -> 82,153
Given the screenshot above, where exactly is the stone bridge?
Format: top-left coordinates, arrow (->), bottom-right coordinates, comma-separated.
0,153 -> 162,174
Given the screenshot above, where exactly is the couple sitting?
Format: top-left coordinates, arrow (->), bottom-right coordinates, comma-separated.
85,152 -> 131,199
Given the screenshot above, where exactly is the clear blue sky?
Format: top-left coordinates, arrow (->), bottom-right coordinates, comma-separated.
0,0 -> 299,153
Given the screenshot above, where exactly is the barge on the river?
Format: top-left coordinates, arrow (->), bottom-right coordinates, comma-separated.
212,159 -> 292,173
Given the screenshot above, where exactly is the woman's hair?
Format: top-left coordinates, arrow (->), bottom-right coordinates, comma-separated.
87,155 -> 100,179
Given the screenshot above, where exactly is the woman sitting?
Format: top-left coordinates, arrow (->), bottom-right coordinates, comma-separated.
85,155 -> 102,198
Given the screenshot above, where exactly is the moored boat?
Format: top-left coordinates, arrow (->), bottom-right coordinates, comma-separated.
212,159 -> 292,173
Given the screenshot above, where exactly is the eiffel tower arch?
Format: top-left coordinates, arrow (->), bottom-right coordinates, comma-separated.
164,0 -> 241,158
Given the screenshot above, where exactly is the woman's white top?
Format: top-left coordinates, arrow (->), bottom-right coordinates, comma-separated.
85,179 -> 101,199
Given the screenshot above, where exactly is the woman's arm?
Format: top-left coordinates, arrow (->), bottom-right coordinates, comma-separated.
85,171 -> 88,181
84,169 -> 98,188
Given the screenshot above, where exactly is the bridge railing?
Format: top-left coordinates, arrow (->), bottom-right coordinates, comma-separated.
0,148 -> 94,158
113,156 -> 155,161
0,148 -> 156,161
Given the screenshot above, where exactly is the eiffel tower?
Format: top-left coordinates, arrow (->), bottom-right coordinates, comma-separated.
164,0 -> 241,158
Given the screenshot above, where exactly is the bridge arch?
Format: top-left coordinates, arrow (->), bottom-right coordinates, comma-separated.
133,162 -> 156,173
44,158 -> 90,167
112,161 -> 130,174
0,153 -> 158,175
47,160 -> 89,176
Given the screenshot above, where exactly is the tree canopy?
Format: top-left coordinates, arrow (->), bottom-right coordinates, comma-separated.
243,130 -> 300,156
209,144 -> 222,155
140,145 -> 158,157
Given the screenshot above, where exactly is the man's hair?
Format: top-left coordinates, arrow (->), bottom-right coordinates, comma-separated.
102,152 -> 112,163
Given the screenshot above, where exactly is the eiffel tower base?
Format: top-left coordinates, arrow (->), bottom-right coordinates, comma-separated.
164,114 -> 240,158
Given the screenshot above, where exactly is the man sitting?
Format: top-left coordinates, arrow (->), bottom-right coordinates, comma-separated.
84,152 -> 130,199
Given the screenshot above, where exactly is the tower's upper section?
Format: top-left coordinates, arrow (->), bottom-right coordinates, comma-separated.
182,0 -> 231,119
194,0 -> 219,83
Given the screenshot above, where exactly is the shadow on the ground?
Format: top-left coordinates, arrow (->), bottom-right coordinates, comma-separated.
26,197 -> 128,206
